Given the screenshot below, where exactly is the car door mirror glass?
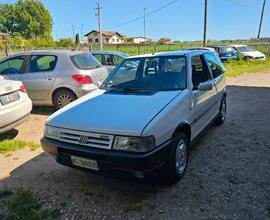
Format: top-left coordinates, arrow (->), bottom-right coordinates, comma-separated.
198,82 -> 213,91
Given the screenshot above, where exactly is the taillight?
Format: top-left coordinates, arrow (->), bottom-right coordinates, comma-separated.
72,75 -> 93,84
19,85 -> 27,93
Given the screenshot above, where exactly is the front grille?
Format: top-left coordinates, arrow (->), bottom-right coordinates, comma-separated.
58,128 -> 114,150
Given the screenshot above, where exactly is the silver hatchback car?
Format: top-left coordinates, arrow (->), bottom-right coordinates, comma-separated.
0,51 -> 109,109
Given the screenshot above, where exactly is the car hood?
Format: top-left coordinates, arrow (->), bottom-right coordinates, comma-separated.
241,51 -> 265,58
46,89 -> 182,136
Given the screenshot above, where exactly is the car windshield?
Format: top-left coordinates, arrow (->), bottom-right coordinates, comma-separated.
101,56 -> 187,93
236,46 -> 256,52
71,53 -> 102,70
221,47 -> 235,52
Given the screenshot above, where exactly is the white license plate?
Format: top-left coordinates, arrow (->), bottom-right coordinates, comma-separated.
0,92 -> 19,105
70,155 -> 99,171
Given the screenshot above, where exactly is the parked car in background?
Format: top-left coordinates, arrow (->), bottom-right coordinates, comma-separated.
231,45 -> 266,60
41,50 -> 226,182
186,47 -> 218,54
0,51 -> 109,109
208,46 -> 237,61
91,51 -> 129,72
0,79 -> 32,134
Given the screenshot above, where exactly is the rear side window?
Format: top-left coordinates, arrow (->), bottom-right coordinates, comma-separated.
71,54 -> 101,70
112,55 -> 124,65
0,56 -> 25,75
27,55 -> 57,73
204,53 -> 224,78
93,54 -> 103,64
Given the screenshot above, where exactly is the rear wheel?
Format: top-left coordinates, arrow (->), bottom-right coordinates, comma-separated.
215,97 -> 226,126
53,89 -> 77,110
167,132 -> 189,183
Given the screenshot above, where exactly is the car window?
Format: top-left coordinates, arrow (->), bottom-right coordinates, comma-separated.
71,54 -> 101,70
93,54 -> 103,64
112,55 -> 124,65
104,54 -> 114,66
108,60 -> 138,85
204,53 -> 224,78
102,56 -> 187,92
27,55 -> 57,73
0,56 -> 25,75
191,55 -> 211,89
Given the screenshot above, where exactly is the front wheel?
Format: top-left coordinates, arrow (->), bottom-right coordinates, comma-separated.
215,97 -> 226,126
167,132 -> 189,183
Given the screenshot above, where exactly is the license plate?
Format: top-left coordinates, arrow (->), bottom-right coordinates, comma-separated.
70,155 -> 99,171
0,92 -> 19,105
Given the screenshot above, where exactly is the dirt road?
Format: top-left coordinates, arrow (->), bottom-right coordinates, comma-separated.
1,71 -> 270,219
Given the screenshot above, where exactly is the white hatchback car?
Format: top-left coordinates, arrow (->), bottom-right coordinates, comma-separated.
231,45 -> 266,60
41,50 -> 226,182
0,79 -> 32,134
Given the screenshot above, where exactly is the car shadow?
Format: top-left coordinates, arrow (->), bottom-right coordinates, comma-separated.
31,106 -> 56,116
0,129 -> 19,141
0,85 -> 270,219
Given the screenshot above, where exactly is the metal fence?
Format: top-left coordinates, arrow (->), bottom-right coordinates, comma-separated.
1,43 -> 270,58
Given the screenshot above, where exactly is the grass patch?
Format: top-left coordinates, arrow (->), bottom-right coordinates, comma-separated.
2,188 -> 60,220
0,140 -> 40,154
225,58 -> 270,77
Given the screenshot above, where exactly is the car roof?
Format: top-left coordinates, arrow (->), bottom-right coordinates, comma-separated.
3,50 -> 85,58
128,50 -> 211,59
209,45 -> 233,48
91,51 -> 129,57
230,45 -> 247,47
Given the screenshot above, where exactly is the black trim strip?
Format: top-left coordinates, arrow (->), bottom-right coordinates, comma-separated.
191,98 -> 220,125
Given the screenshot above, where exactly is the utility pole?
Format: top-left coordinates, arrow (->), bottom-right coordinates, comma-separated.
257,0 -> 266,39
143,8 -> 147,53
72,25 -> 75,40
203,0 -> 208,47
96,0 -> 103,50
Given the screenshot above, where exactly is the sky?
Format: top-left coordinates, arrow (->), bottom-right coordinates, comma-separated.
2,0 -> 270,41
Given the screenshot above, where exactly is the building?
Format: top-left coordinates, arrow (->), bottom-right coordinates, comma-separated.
158,38 -> 171,44
85,30 -> 124,45
133,37 -> 147,44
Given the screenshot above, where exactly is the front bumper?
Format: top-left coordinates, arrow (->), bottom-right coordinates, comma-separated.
41,137 -> 172,178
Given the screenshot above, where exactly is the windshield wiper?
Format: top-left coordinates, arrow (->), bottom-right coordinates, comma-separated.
102,81 -> 119,88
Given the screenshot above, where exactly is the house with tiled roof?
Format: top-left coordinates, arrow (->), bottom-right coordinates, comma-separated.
85,30 -> 124,44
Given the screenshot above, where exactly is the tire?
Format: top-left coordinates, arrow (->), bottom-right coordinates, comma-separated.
167,132 -> 189,183
215,97 -> 226,126
53,89 -> 77,110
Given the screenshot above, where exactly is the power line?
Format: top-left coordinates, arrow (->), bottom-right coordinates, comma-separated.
104,0 -> 180,30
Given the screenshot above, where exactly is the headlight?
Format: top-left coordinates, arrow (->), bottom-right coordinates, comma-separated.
44,125 -> 59,140
113,136 -> 155,152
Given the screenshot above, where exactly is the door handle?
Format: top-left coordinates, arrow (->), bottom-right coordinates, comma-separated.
45,76 -> 54,80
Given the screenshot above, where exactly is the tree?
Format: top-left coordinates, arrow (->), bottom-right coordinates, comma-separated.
55,38 -> 74,48
0,0 -> 53,39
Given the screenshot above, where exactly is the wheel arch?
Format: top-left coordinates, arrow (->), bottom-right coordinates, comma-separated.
172,122 -> 191,145
51,87 -> 78,102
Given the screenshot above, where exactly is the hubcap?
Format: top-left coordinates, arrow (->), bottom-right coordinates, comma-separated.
175,139 -> 187,174
221,99 -> 226,121
57,94 -> 73,108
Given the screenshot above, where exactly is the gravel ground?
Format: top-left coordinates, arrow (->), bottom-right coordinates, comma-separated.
0,72 -> 270,220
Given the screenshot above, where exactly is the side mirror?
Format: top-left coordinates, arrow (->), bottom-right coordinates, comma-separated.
198,82 -> 213,91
